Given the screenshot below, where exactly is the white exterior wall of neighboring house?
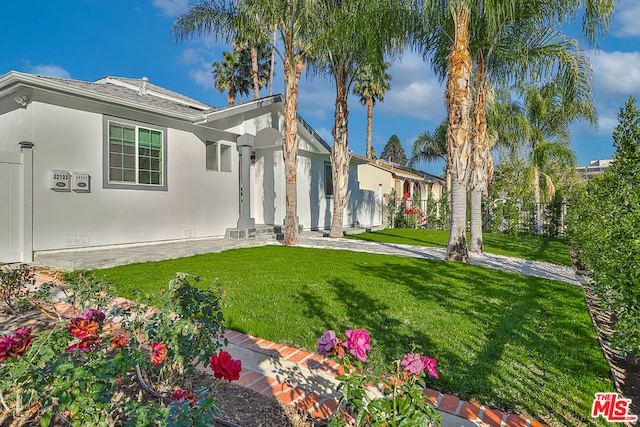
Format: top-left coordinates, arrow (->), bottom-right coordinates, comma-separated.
0,93 -> 239,253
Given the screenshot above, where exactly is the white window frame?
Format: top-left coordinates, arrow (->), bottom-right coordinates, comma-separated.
206,141 -> 233,173
103,115 -> 167,191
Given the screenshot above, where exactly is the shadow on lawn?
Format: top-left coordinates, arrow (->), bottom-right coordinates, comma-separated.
295,256 -> 609,426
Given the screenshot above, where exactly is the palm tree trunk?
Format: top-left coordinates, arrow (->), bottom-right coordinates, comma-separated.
251,46 -> 260,100
283,50 -> 305,245
469,54 -> 488,253
366,97 -> 373,159
269,27 -> 277,96
228,80 -> 236,106
329,64 -> 350,238
445,6 -> 472,262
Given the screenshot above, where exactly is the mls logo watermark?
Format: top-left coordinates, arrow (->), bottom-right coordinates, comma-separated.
591,392 -> 638,423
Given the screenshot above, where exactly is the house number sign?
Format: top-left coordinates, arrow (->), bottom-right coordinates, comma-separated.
50,169 -> 71,192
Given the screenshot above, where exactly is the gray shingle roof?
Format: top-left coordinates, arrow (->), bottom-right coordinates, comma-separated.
34,74 -> 217,117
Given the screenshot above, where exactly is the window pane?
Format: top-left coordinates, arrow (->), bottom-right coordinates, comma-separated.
123,127 -> 135,142
220,144 -> 232,173
325,162 -> 333,196
206,142 -> 218,171
139,157 -> 149,170
109,168 -> 122,181
151,159 -> 160,170
110,143 -> 122,153
139,171 -> 150,184
110,153 -> 122,167
124,169 -> 135,182
150,172 -> 160,185
124,155 -> 135,169
110,125 -> 122,139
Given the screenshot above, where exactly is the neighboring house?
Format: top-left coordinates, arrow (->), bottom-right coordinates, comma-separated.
0,71 -> 381,263
577,159 -> 612,179
353,155 -> 444,202
352,155 -> 445,227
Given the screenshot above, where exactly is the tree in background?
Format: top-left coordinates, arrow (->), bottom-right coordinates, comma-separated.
212,50 -> 241,105
381,134 -> 408,165
173,0 -> 323,245
352,62 -> 392,159
519,81 -> 594,225
309,0 -> 409,239
409,120 -> 449,191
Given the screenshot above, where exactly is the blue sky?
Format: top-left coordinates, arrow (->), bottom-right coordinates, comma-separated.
2,0 -> 639,176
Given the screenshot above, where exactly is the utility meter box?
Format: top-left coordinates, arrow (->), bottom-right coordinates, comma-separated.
72,172 -> 90,193
50,169 -> 71,192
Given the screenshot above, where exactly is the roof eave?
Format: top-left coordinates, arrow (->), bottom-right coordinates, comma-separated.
0,71 -> 206,123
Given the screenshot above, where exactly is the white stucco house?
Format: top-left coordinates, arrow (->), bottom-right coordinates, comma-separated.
0,71 -> 382,263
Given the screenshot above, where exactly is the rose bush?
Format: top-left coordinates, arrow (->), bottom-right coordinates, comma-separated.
318,329 -> 441,427
0,272 -> 242,426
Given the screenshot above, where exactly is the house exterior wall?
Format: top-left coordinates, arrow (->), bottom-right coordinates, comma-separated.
3,97 -> 239,252
356,163 -> 394,194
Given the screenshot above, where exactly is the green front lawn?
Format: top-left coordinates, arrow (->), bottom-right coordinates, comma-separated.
346,228 -> 572,266
88,246 -> 609,426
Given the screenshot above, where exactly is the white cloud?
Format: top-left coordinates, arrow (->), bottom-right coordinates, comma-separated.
26,64 -> 71,79
152,0 -> 188,17
613,0 -> 640,38
590,50 -> 640,97
378,52 -> 446,121
188,68 -> 214,90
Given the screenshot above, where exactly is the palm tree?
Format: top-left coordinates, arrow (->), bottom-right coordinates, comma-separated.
409,120 -> 449,192
308,0 -> 410,238
417,0 -> 613,260
352,63 -> 392,159
173,0 -> 323,245
520,81 -> 594,224
234,40 -> 273,100
212,50 -> 240,105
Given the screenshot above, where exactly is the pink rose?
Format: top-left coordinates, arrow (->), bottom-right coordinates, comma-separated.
401,353 -> 427,376
424,356 -> 438,378
341,329 -> 372,362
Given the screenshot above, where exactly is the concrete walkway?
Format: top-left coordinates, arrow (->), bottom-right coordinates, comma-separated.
28,230 -> 577,426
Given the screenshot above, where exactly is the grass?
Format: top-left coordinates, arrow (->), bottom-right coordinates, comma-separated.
88,246 -> 610,426
346,228 -> 572,266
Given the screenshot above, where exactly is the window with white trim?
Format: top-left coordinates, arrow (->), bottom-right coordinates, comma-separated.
103,116 -> 167,190
206,141 -> 233,172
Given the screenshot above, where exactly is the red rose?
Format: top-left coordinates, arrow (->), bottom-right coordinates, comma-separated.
209,351 -> 241,381
151,342 -> 168,365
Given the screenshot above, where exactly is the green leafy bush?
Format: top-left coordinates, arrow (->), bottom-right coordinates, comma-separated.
567,97 -> 640,356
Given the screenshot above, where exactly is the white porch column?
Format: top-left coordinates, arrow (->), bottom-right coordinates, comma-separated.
237,134 -> 255,229
20,141 -> 33,262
